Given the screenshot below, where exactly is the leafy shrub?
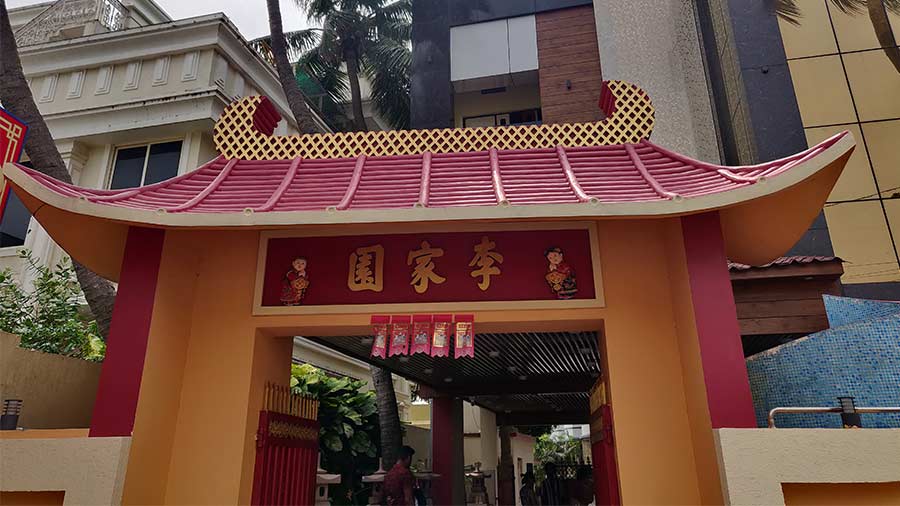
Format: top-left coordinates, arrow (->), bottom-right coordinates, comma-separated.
291,363 -> 380,504
0,251 -> 103,360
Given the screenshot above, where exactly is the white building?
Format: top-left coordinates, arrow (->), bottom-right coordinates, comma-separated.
1,0 -> 411,404
1,0 -> 327,279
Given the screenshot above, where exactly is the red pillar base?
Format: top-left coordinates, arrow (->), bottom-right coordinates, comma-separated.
431,396 -> 464,506
89,227 -> 165,437
590,405 -> 620,506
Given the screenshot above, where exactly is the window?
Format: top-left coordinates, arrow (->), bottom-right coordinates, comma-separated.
0,162 -> 33,248
463,108 -> 542,128
110,140 -> 182,189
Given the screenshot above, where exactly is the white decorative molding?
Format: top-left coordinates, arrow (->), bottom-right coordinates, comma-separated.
38,74 -> 58,103
181,51 -> 200,82
152,56 -> 170,87
123,61 -> 142,91
211,53 -> 228,91
66,70 -> 85,99
231,73 -> 245,99
95,65 -> 113,95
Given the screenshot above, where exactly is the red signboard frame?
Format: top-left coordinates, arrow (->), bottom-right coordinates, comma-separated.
253,222 -> 604,315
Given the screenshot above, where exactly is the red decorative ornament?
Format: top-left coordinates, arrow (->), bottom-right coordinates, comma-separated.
454,314 -> 475,358
389,315 -> 411,357
370,315 -> 389,359
430,314 -> 452,357
410,314 -> 433,355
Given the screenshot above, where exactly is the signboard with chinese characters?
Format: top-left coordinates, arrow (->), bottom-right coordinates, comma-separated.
254,222 -> 603,315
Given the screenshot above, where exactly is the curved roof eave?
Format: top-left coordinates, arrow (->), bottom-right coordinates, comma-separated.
1,132 -> 854,282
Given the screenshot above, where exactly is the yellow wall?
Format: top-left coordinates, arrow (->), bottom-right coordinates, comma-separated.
0,332 -> 100,430
779,4 -> 900,285
716,428 -> 900,505
783,482 -> 900,506
118,218 -> 722,505
453,85 -> 541,127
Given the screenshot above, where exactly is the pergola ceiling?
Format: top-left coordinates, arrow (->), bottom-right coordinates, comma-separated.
302,331 -> 601,425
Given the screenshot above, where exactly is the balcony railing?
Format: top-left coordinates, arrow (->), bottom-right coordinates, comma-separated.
767,406 -> 900,428
14,0 -> 128,47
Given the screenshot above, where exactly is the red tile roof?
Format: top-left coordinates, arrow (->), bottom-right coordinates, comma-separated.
10,132 -> 849,215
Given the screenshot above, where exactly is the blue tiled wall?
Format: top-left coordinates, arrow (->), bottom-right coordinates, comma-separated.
747,296 -> 900,429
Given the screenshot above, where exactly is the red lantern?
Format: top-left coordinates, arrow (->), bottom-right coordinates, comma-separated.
389,315 -> 411,357
370,315 -> 389,359
410,315 -> 433,355
454,314 -> 475,358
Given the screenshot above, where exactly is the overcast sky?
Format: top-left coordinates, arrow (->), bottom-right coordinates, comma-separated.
7,0 -> 310,41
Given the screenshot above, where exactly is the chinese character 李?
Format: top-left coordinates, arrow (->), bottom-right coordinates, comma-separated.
469,236 -> 504,291
348,244 -> 384,292
407,240 -> 446,294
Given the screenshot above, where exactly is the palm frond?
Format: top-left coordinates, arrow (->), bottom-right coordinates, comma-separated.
300,46 -> 350,104
829,0 -> 867,14
770,0 -> 802,25
362,38 -> 410,129
883,0 -> 900,15
249,37 -> 275,64
284,29 -> 323,61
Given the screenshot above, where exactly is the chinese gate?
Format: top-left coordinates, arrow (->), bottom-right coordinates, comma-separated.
251,383 -> 320,506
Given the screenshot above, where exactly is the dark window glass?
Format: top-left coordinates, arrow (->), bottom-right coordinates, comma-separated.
1,161 -> 33,248
0,189 -> 30,247
143,141 -> 181,185
109,141 -> 182,189
110,146 -> 148,189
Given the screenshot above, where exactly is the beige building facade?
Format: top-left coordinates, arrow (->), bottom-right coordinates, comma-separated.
779,5 -> 900,291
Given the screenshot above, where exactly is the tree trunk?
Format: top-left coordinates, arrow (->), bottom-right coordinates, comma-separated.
345,48 -> 368,132
265,0 -> 321,134
868,0 -> 900,74
0,0 -> 117,340
497,425 -> 516,506
370,365 -> 402,468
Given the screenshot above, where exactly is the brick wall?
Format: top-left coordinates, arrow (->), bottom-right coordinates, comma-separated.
536,6 -> 604,124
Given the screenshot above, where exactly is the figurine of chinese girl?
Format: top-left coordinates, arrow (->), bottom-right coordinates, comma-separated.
280,257 -> 309,305
544,247 -> 577,299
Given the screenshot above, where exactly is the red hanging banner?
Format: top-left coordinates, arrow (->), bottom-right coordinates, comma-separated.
430,314 -> 452,357
370,315 -> 390,359
410,314 -> 433,355
389,315 -> 411,357
454,314 -> 475,358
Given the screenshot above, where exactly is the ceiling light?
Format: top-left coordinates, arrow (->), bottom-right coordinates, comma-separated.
444,377 -> 453,383
361,337 -> 373,345
518,375 -> 527,381
423,368 -> 433,374
488,351 -> 500,358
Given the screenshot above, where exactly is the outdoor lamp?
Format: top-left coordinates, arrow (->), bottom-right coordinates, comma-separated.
837,396 -> 862,428
1,399 -> 23,430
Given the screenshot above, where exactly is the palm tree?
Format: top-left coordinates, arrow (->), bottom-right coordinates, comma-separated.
370,366 -> 402,467
0,0 -> 117,340
772,0 -> 900,73
252,0 -> 412,131
265,0 -> 324,134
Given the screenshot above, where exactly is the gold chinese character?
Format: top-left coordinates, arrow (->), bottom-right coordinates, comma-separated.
407,240 -> 446,294
348,244 -> 384,292
469,236 -> 504,291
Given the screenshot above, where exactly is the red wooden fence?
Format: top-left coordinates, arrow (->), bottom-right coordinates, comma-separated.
251,383 -> 320,506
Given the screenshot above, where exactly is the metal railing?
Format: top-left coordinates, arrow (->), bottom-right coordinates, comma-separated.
14,0 -> 128,47
767,406 -> 900,428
